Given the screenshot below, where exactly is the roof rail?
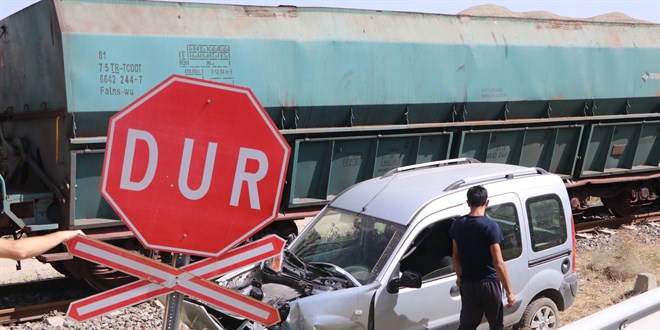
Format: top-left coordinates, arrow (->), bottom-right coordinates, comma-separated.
382,158 -> 480,178
443,167 -> 548,191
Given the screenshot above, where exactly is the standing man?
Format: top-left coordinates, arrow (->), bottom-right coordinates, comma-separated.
450,185 -> 514,330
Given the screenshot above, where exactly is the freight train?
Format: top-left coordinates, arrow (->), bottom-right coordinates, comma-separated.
1,0 -> 658,289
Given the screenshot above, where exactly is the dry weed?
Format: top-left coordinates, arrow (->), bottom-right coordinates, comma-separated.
586,230 -> 648,281
560,228 -> 660,325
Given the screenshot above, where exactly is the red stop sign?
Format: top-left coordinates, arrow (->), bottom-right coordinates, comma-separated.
101,75 -> 290,257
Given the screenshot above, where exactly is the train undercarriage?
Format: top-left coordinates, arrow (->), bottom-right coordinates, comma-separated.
568,174 -> 660,217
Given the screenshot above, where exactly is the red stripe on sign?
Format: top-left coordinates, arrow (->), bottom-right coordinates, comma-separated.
67,236 -> 180,285
68,281 -> 170,321
186,235 -> 285,279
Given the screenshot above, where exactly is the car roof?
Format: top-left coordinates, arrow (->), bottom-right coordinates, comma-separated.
330,159 -> 547,226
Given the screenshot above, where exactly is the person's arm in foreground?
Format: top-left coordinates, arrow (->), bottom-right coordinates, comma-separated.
491,243 -> 515,307
452,239 -> 462,287
0,230 -> 84,260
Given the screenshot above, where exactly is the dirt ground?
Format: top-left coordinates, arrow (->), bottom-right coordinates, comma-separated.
559,226 -> 660,325
0,256 -> 63,285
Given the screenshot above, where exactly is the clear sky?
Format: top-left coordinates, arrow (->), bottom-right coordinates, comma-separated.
1,0 -> 659,22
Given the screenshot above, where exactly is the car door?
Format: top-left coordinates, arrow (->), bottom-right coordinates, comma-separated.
372,208 -> 464,330
485,193 -> 529,326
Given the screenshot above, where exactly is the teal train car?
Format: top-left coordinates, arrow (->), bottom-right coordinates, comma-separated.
1,0 -> 658,288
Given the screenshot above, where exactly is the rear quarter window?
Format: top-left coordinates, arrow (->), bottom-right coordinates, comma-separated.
525,194 -> 567,252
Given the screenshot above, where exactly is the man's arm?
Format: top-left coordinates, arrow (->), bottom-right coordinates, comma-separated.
490,243 -> 515,307
0,230 -> 84,261
452,239 -> 462,287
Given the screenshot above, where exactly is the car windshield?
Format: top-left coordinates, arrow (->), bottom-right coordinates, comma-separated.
289,207 -> 405,285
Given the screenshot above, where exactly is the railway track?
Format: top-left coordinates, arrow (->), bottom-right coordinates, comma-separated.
575,211 -> 660,233
0,300 -> 74,324
0,277 -> 91,325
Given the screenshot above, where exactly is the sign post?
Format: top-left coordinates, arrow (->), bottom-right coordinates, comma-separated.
67,75 -> 291,327
163,254 -> 189,330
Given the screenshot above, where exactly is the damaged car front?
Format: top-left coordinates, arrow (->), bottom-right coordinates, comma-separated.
209,207 -> 407,329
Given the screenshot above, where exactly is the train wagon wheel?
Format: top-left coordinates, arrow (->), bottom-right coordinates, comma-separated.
59,238 -> 146,291
50,260 -> 74,278
58,257 -> 135,291
79,260 -> 137,292
601,194 -> 637,217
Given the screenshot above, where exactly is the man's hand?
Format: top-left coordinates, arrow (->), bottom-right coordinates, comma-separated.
59,229 -> 85,242
506,291 -> 515,307
491,243 -> 515,308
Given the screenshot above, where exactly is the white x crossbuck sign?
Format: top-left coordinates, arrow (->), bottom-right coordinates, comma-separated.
66,235 -> 285,326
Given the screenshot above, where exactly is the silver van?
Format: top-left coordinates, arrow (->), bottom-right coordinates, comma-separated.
215,158 -> 578,330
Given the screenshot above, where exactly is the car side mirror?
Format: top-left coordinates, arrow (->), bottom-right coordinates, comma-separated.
387,271 -> 422,294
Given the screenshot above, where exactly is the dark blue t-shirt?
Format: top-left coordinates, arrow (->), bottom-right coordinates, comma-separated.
449,215 -> 504,282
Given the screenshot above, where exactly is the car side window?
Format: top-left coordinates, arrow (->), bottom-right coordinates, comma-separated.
486,203 -> 522,261
525,194 -> 567,252
400,219 -> 454,282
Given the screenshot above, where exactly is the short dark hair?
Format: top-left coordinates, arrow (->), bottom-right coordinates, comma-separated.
467,185 -> 488,207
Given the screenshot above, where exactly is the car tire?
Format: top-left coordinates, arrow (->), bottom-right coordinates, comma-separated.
519,297 -> 559,330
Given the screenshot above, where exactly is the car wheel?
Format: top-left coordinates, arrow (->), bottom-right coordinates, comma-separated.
519,297 -> 559,330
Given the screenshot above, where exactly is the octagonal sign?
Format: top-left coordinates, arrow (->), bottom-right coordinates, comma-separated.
101,75 -> 290,257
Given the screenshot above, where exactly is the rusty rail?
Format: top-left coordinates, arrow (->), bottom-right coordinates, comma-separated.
0,300 -> 73,324
0,277 -> 90,325
575,211 -> 660,233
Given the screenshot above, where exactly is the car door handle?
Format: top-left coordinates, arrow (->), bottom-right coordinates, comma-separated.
450,285 -> 460,297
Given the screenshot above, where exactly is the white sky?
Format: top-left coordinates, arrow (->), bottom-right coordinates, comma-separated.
1,0 -> 659,22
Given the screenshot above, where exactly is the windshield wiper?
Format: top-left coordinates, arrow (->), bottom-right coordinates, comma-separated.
283,251 -> 361,287
308,262 -> 362,287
